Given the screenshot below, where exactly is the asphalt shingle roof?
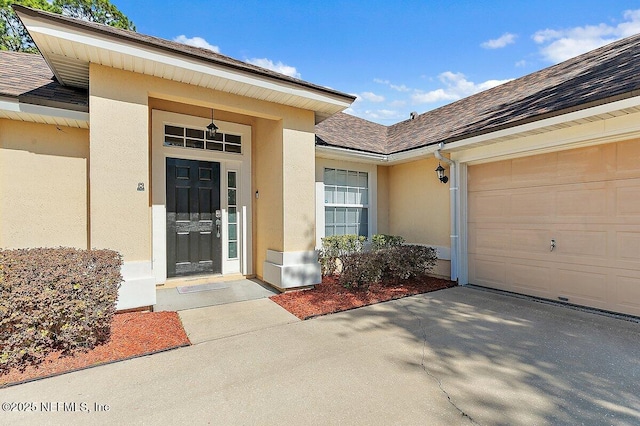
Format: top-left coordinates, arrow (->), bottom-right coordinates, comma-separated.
317,31 -> 640,155
0,51 -> 88,111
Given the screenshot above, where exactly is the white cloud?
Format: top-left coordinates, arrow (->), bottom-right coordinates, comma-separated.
363,109 -> 402,120
481,33 -> 517,49
515,60 -> 527,67
359,91 -> 385,102
173,35 -> 219,52
374,78 -> 411,92
412,71 -> 512,104
533,9 -> 640,63
245,58 -> 301,78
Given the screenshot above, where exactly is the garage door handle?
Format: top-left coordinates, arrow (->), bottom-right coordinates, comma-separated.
550,239 -> 556,252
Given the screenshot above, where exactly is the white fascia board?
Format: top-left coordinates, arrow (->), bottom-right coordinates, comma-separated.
0,97 -> 89,123
316,143 -> 441,165
387,144 -> 439,163
444,94 -> 640,153
21,16 -> 352,111
315,145 -> 388,163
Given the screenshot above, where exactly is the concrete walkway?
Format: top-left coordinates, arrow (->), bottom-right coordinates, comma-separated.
154,278 -> 278,312
178,298 -> 299,343
2,287 -> 639,425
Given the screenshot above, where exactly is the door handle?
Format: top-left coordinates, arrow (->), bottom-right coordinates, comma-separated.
550,239 -> 556,252
215,210 -> 221,238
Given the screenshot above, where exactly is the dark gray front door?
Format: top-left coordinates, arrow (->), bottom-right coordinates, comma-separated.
166,158 -> 221,277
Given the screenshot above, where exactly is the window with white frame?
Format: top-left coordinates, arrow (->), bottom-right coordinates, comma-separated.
324,168 -> 369,237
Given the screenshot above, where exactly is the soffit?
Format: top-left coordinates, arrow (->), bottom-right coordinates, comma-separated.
0,97 -> 89,129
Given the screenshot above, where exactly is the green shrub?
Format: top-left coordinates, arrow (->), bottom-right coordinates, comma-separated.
370,234 -> 405,251
339,245 -> 438,289
380,245 -> 438,283
318,235 -> 366,276
0,248 -> 122,374
339,250 -> 383,289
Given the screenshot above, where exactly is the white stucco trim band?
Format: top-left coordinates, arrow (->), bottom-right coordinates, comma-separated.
263,250 -> 321,290
117,261 -> 156,311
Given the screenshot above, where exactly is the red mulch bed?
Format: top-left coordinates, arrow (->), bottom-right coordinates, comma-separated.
270,275 -> 456,320
0,311 -> 190,388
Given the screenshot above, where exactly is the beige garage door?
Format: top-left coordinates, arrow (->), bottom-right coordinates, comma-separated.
468,139 -> 640,316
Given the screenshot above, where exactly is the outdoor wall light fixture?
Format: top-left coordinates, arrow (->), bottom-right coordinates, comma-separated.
435,162 -> 449,183
207,108 -> 219,138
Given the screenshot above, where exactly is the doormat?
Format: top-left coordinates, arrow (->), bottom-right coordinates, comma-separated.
177,283 -> 229,294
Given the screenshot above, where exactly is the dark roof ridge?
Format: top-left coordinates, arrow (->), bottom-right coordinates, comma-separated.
383,30 -> 640,154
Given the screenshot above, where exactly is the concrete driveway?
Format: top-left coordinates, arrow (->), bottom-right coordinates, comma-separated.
1,286 -> 639,425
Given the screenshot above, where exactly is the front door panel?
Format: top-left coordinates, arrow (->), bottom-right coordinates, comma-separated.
166,158 -> 221,277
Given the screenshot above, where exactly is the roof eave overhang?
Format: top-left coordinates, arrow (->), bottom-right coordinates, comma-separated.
318,94 -> 640,164
14,7 -> 354,123
442,94 -> 640,165
315,145 -> 388,164
0,96 -> 90,128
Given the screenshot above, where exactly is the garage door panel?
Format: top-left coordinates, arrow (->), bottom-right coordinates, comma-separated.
468,193 -> 509,221
556,187 -> 607,217
511,153 -> 557,184
557,145 -> 609,178
556,267 -> 608,308
468,161 -> 512,191
615,275 -> 640,316
615,185 -> 640,216
617,231 -> 640,262
510,191 -> 554,217
472,257 -> 507,289
616,139 -> 640,174
555,230 -> 607,258
507,262 -> 552,298
511,229 -> 552,255
468,140 -> 640,317
475,228 -> 510,251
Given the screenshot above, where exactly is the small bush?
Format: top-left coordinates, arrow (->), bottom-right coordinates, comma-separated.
0,248 -> 122,374
339,250 -> 383,289
370,234 -> 405,251
380,245 -> 438,284
318,235 -> 366,276
339,245 -> 438,289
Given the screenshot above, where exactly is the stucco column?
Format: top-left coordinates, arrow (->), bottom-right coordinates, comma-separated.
259,112 -> 321,289
89,64 -> 155,309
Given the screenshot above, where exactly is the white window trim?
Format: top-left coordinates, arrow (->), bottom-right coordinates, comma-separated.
151,110 -> 252,284
315,158 -> 377,247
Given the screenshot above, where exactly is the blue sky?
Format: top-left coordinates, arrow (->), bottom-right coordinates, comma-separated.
114,0 -> 640,124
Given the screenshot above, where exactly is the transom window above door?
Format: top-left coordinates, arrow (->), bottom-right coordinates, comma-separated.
164,124 -> 242,154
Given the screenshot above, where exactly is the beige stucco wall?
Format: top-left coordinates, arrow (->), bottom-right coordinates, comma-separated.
377,165 -> 390,234
282,112 -> 317,252
0,119 -> 88,249
89,64 -> 151,261
387,157 -> 451,277
89,65 -> 317,275
253,118 -> 283,277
